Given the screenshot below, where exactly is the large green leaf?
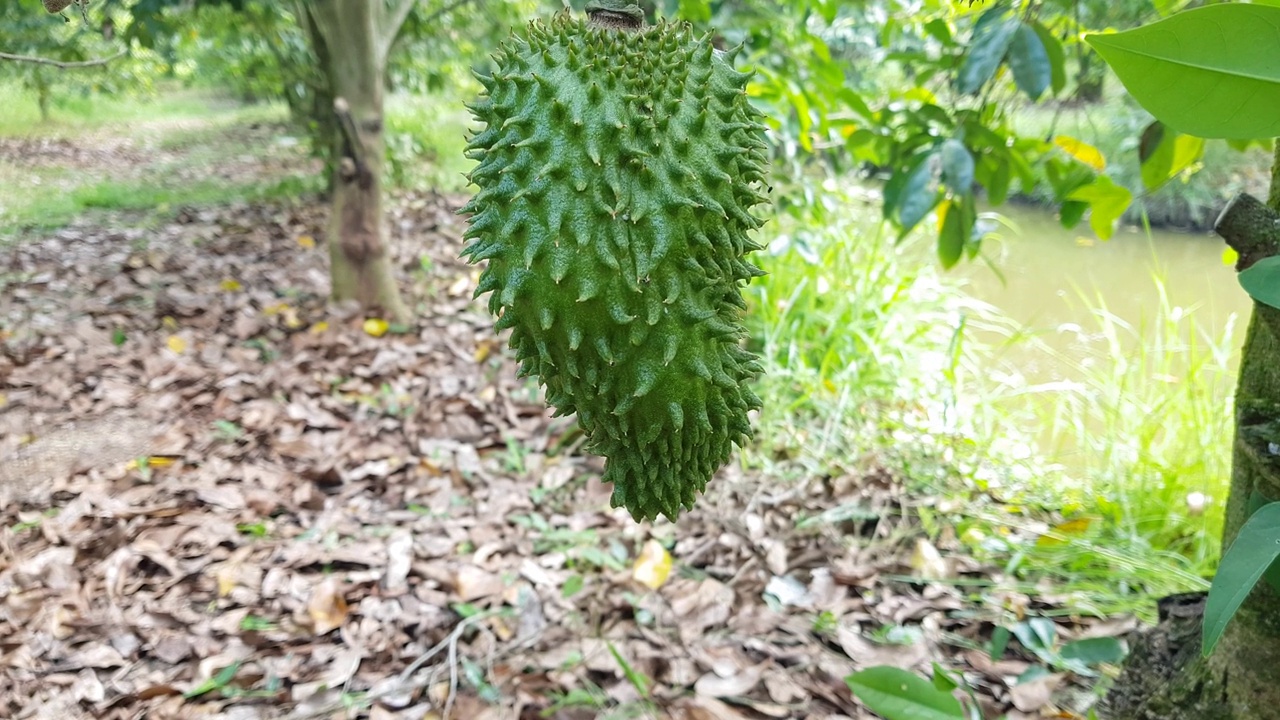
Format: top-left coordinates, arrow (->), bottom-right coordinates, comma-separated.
846,666 -> 966,720
1239,256 -> 1280,311
1007,23 -> 1050,101
1086,5 -> 1280,139
957,5 -> 1019,94
1203,502 -> 1280,656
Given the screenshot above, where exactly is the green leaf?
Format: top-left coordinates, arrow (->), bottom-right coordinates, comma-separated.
562,574 -> 584,598
938,194 -> 976,269
677,0 -> 711,22
1239,256 -> 1280,311
1203,502 -> 1280,656
846,666 -> 966,720
924,18 -> 954,46
1139,122 -> 1172,189
1007,23 -> 1051,100
897,151 -> 941,236
183,661 -> 242,699
1060,200 -> 1089,230
940,139 -> 975,193
1086,5 -> 1280,139
931,663 -> 960,693
989,626 -> 1011,660
1029,20 -> 1067,94
1060,637 -> 1128,666
1141,123 -> 1206,189
607,641 -> 651,698
982,153 -> 1012,206
1068,175 -> 1133,240
957,6 -> 1020,94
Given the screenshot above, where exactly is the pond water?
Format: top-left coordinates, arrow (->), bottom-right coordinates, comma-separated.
957,202 -> 1251,385
947,201 -> 1252,476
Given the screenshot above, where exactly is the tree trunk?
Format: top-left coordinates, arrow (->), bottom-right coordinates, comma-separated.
1102,148 -> 1280,719
299,0 -> 411,323
34,68 -> 50,122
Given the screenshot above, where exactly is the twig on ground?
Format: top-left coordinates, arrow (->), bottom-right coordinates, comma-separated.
288,608 -> 536,720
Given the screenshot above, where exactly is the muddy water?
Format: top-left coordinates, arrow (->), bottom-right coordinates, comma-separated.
957,203 -> 1251,383
945,202 -> 1252,475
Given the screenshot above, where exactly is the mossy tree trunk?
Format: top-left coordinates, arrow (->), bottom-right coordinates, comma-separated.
295,0 -> 415,323
1103,147 -> 1280,719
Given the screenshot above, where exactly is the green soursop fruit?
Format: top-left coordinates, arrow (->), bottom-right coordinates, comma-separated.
460,1 -> 770,522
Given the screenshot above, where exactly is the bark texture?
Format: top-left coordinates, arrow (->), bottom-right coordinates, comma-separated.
1102,146 -> 1280,720
299,0 -> 411,323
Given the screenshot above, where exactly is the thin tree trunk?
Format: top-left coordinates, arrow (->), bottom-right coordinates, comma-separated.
34,68 -> 50,122
1103,149 -> 1280,720
301,0 -> 410,323
1205,143 -> 1280,717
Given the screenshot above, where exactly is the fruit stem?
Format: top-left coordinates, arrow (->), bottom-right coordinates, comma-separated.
585,0 -> 644,30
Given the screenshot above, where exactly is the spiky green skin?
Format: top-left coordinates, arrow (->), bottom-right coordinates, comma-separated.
460,12 -> 770,522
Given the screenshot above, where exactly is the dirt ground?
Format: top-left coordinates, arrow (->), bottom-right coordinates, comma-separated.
0,127 -> 1132,719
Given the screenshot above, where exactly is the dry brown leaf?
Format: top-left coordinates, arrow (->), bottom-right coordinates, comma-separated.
836,624 -> 930,671
694,662 -> 764,698
454,565 -> 504,601
1008,673 -> 1065,712
306,577 -> 349,634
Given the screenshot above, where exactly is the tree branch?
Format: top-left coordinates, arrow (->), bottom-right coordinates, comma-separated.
381,0 -> 421,52
420,0 -> 478,26
0,49 -> 126,69
383,0 -> 479,61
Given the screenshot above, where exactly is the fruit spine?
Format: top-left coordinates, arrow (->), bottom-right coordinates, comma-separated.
460,1 -> 770,521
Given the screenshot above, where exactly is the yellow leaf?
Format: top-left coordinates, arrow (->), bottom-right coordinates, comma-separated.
148,456 -> 176,468
936,197 -> 951,234
1223,247 -> 1239,267
910,538 -> 950,578
161,316 -> 178,330
216,566 -> 238,597
307,577 -> 349,634
263,302 -> 290,316
1054,136 -> 1106,171
902,86 -> 937,104
297,234 -> 316,249
167,335 -> 187,354
309,321 -> 329,335
632,539 -> 673,590
1037,517 -> 1095,546
219,279 -> 242,292
363,318 -> 389,337
474,340 -> 493,363
0,393 -> 7,408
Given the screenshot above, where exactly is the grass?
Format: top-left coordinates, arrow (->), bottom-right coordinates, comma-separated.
385,89 -> 477,193
745,183 -> 983,472
972,274 -> 1237,598
0,82 -> 324,238
745,181 -> 1237,620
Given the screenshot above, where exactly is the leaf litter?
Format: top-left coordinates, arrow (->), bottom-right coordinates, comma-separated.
0,127 -> 1136,720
